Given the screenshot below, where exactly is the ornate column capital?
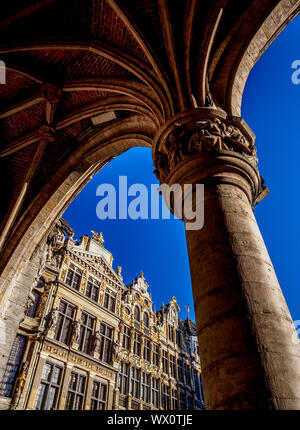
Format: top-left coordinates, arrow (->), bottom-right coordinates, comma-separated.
152,108 -> 269,207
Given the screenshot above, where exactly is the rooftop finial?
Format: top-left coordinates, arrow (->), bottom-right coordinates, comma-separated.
91,231 -> 104,244
185,304 -> 192,319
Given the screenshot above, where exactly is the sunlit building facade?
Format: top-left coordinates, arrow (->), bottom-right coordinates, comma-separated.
0,219 -> 204,410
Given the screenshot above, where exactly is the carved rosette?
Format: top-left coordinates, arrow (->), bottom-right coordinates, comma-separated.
153,117 -> 258,184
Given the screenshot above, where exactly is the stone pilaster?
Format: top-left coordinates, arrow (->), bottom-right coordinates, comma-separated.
57,364 -> 72,409
153,108 -> 300,410
26,354 -> 47,409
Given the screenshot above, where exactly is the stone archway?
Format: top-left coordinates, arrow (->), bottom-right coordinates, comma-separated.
0,0 -> 299,410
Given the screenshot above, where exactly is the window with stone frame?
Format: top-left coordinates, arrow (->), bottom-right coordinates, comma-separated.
172,389 -> 178,410
103,288 -> 117,312
178,359 -> 184,383
152,377 -> 160,409
35,362 -> 63,410
179,390 -> 186,410
187,393 -> 193,410
85,277 -> 100,303
185,364 -> 191,386
133,332 -> 141,357
90,380 -> 107,410
118,361 -> 129,395
168,325 -> 175,342
162,350 -> 168,374
143,312 -> 149,335
65,371 -> 86,410
153,343 -> 159,367
54,300 -> 76,345
143,338 -> 151,362
25,291 -> 41,318
122,325 -> 131,351
162,383 -> 170,409
98,322 -> 113,363
65,264 -> 82,291
78,312 -> 95,354
0,335 -> 26,397
141,372 -> 150,404
134,305 -> 140,330
131,366 -> 140,399
169,354 -> 176,378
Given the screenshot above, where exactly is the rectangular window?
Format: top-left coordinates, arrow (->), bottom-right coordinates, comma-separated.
178,359 -> 184,383
65,371 -> 86,410
185,365 -> 191,386
54,300 -> 76,345
187,394 -> 193,410
98,322 -> 113,363
103,288 -> 117,313
122,326 -> 131,351
131,366 -> 140,399
152,378 -> 159,409
141,373 -> 150,404
180,390 -> 186,410
168,325 -> 175,342
78,312 -> 95,354
133,333 -> 141,357
90,380 -> 107,410
172,389 -> 178,410
153,343 -> 159,367
162,350 -> 168,374
118,361 -> 129,395
65,264 -> 82,291
25,291 -> 41,318
162,384 -> 170,410
85,277 -> 100,303
35,362 -> 62,410
170,354 -> 176,378
143,339 -> 151,362
0,335 -> 26,397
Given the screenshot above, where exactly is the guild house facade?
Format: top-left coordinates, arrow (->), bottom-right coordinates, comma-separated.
0,219 -> 204,410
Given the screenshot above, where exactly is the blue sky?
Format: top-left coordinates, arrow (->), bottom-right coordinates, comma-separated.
63,15 -> 300,323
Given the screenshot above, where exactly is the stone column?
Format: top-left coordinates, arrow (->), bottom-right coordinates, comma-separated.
153,108 -> 300,410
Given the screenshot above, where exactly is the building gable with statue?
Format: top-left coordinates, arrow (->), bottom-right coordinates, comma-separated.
0,219 -> 204,410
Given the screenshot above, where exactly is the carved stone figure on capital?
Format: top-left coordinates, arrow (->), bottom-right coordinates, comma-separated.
72,320 -> 81,344
92,332 -> 102,353
111,339 -> 120,361
46,307 -> 59,333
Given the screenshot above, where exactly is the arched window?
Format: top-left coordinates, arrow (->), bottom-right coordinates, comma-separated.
134,306 -> 140,329
143,312 -> 149,327
134,306 -> 140,321
143,312 -> 149,335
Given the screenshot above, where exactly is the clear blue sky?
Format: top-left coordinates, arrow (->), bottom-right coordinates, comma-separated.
63,15 -> 300,323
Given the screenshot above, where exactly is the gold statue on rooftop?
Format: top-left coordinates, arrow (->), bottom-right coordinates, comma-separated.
91,231 -> 104,244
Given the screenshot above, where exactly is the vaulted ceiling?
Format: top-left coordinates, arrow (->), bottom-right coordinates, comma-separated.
0,0 -> 299,258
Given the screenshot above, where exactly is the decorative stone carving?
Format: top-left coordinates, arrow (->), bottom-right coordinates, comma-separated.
92,332 -> 102,354
153,118 -> 258,183
111,339 -> 120,362
38,125 -> 57,143
40,83 -> 62,104
45,307 -> 59,334
71,320 -> 81,344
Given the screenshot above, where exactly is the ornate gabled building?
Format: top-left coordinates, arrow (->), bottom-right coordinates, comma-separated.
0,219 -> 204,410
